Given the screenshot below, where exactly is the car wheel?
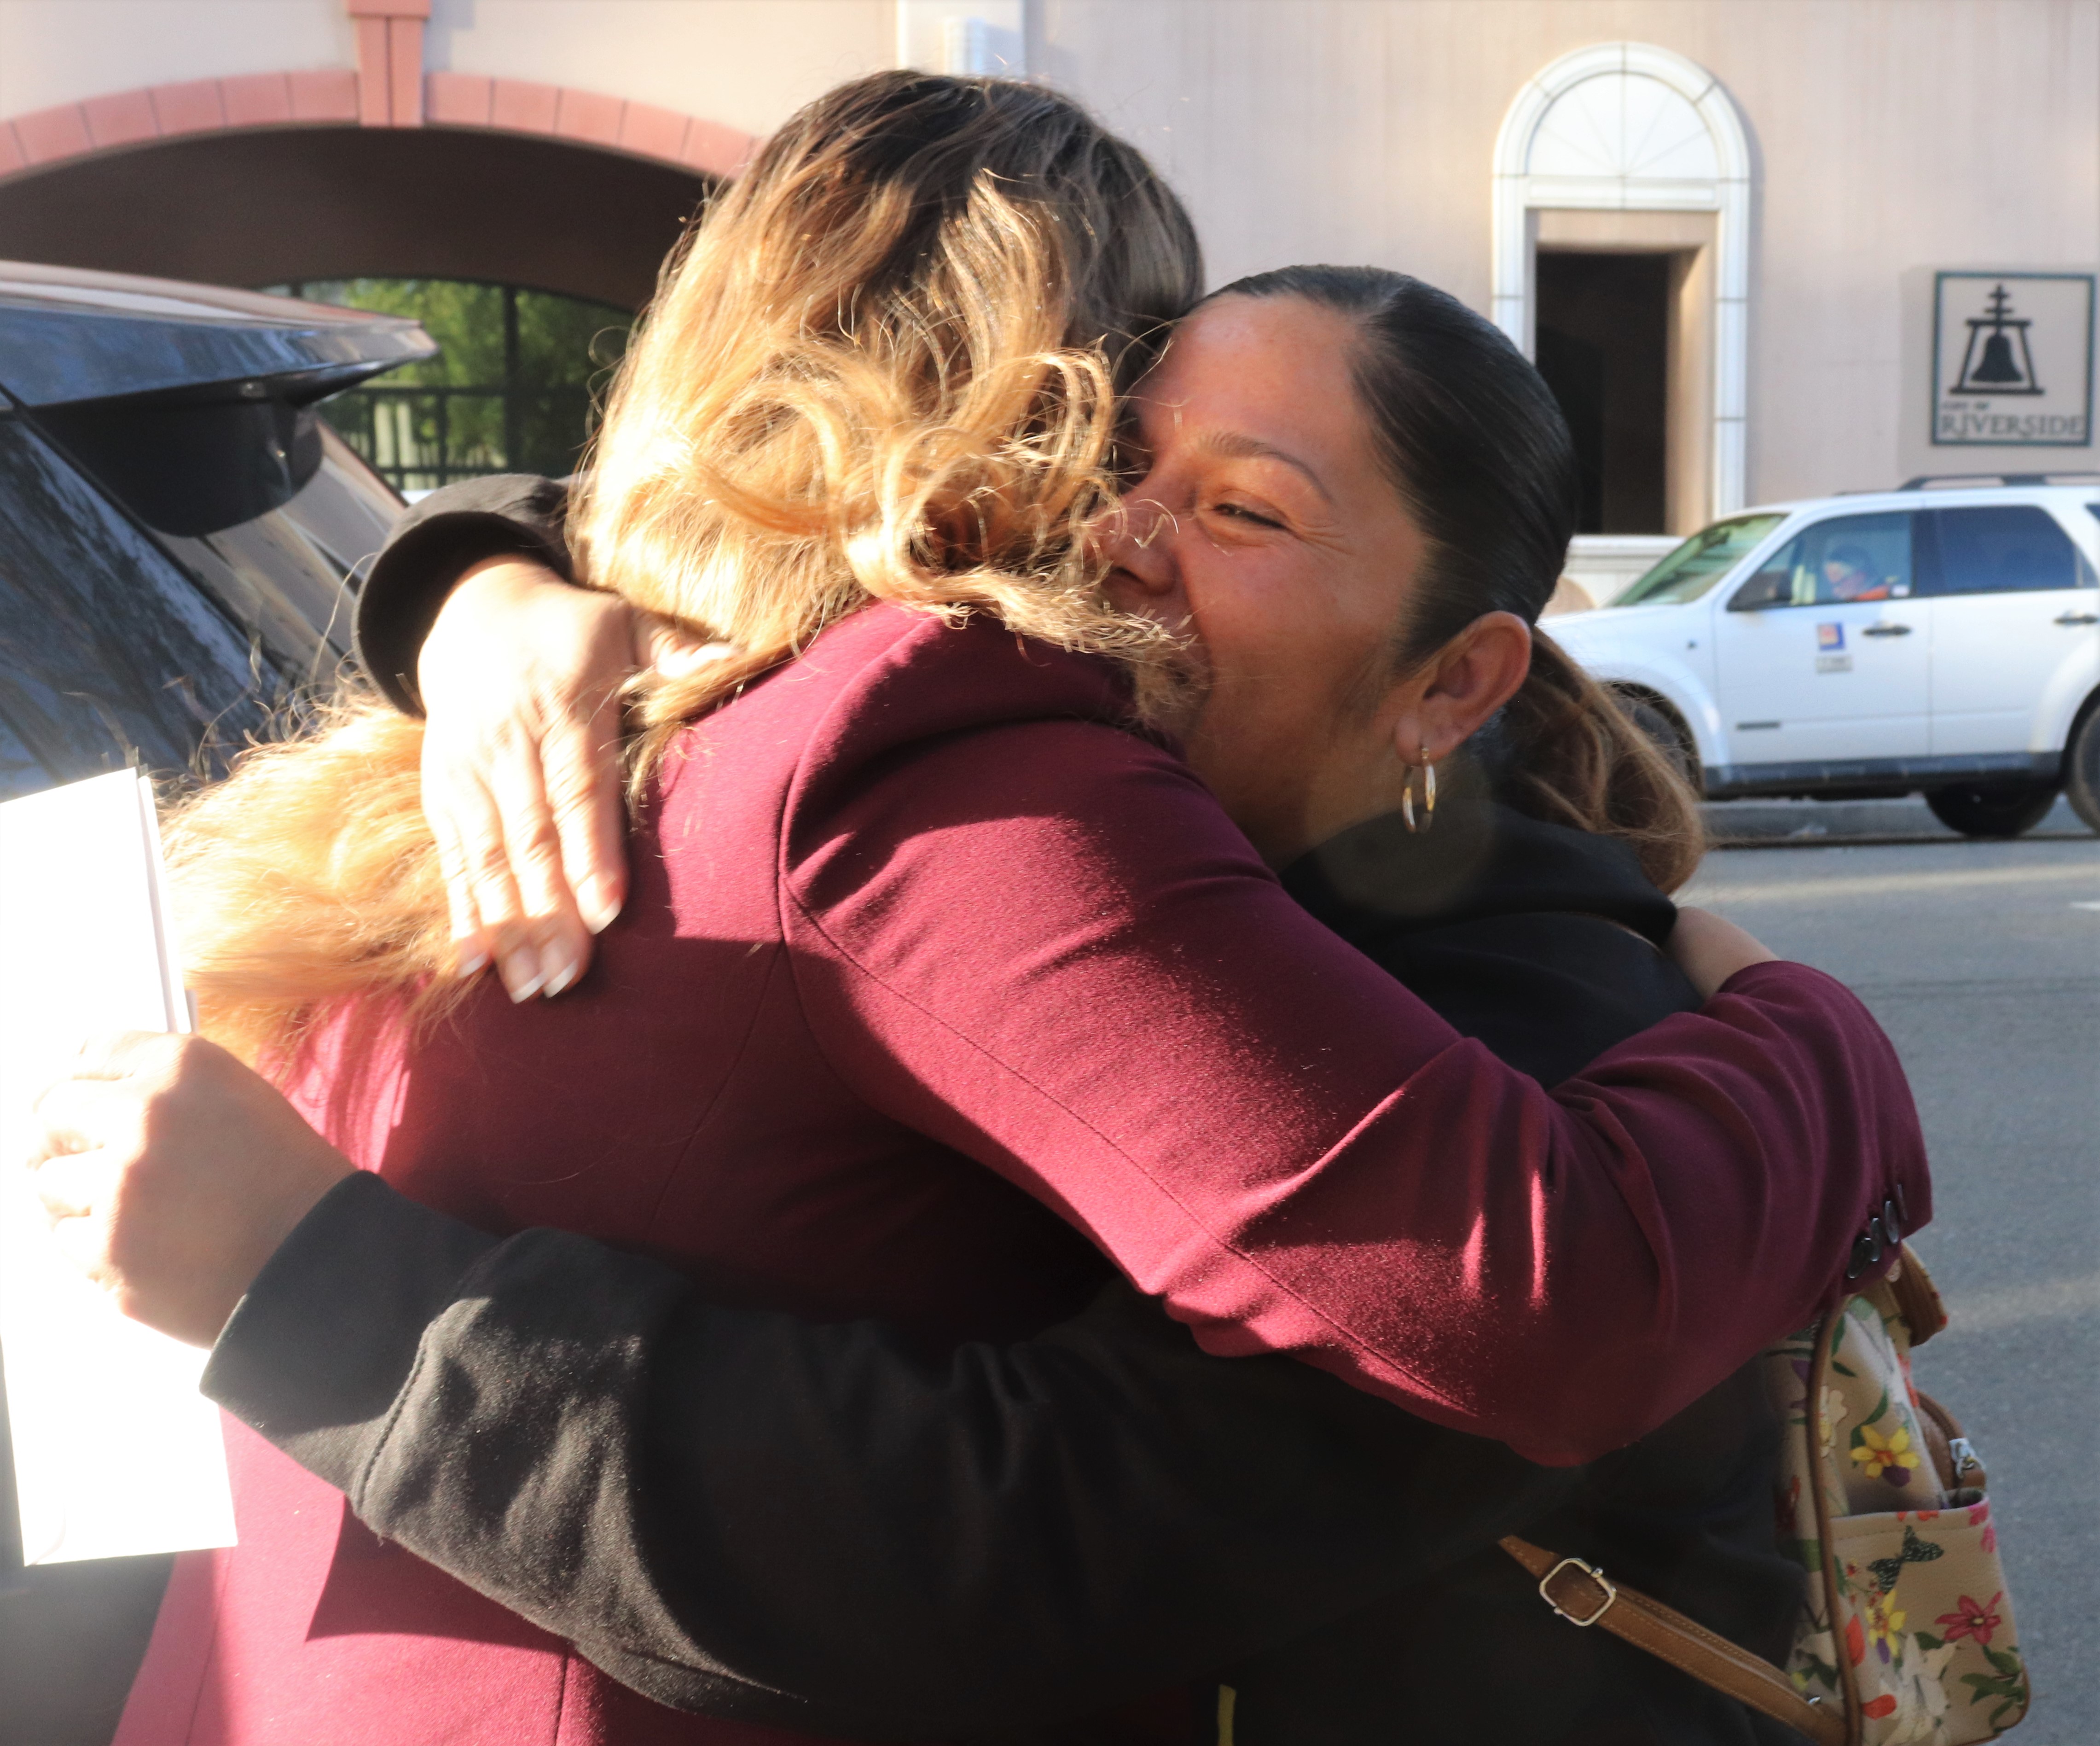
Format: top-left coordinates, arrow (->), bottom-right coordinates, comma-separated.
1925,782 -> 2060,838
2065,704 -> 2100,834
1612,690 -> 1700,790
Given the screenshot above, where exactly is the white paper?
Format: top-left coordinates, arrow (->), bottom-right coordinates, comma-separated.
0,769 -> 236,1565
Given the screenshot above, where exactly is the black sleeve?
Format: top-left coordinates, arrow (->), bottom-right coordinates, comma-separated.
204,1172 -> 1580,1742
354,474 -> 574,715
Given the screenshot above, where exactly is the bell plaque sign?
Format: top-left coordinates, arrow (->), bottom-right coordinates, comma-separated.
1931,271 -> 2094,448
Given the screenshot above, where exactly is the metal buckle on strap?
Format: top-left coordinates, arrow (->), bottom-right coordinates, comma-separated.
1540,1556 -> 1618,1627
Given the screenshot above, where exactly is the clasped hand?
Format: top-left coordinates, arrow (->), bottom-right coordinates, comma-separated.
24,1032 -> 354,1347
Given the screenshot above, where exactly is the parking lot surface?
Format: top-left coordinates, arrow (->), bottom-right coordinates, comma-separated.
1688,797 -> 2099,1745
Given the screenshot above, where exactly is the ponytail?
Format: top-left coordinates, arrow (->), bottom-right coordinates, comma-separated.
1496,634 -> 1705,892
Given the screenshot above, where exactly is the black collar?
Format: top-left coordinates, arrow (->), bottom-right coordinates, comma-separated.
1280,800 -> 1678,948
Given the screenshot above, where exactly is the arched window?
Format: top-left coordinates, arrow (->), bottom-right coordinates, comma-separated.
279,279 -> 632,494
1492,44 -> 1751,542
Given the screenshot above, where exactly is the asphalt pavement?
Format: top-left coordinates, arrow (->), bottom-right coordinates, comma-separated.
1687,796 -> 2100,1746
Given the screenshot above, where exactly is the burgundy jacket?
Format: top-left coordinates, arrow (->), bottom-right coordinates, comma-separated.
118,603 -> 1926,1746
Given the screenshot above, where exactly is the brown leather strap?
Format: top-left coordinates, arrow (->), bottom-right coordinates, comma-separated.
1499,1536 -> 1846,1746
1804,1319 -> 1864,1743
1885,1245 -> 1949,1346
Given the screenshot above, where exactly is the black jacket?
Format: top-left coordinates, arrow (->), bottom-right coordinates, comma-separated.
198,484 -> 1802,1743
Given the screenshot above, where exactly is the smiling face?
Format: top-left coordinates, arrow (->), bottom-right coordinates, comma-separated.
1100,292 -> 1531,864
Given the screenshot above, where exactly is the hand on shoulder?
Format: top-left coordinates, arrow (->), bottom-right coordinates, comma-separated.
418,556 -> 712,1002
1667,906 -> 1781,1001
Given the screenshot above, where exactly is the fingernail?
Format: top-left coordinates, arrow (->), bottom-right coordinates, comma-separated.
500,949 -> 545,1004
579,879 -> 621,935
454,948 -> 488,979
541,945 -> 580,999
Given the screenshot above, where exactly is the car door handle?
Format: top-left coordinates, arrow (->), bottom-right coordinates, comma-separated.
1860,623 -> 1914,637
2054,610 -> 2100,625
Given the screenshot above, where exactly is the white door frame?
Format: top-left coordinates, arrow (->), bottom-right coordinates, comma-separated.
1491,41 -> 1752,518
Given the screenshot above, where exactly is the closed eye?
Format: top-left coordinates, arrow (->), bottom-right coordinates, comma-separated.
1211,501 -> 1285,530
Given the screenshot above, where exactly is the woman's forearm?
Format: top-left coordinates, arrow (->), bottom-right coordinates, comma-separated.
205,1172 -> 1575,1736
786,679 -> 1931,1467
354,474 -> 574,714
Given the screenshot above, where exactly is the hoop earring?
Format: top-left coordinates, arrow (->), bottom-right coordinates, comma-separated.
1401,745 -> 1437,835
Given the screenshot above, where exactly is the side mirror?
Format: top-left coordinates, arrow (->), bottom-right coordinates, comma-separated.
1728,569 -> 1793,611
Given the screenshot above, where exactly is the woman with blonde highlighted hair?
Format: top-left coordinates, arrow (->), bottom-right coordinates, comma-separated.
63,71 -> 1930,1746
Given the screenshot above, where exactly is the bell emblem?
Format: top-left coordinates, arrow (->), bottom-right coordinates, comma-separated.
1953,284 -> 2041,396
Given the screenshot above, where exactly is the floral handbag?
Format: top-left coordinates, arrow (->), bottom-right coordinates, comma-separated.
1767,1247 -> 2029,1743
1501,1245 -> 2027,1746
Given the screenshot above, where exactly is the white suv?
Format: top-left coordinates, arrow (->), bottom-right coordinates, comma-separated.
1549,480 -> 2100,837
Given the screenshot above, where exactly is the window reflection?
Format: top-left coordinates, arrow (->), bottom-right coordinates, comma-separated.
154,428 -> 397,680
0,418 -> 276,794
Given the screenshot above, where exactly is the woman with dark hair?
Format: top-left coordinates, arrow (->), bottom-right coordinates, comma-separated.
37,76 -> 1919,1746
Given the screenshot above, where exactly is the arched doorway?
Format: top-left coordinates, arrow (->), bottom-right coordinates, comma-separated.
1492,43 -> 1752,556
0,123 -> 718,310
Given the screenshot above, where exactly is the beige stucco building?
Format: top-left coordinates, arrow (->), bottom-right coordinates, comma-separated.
1,0 -> 2095,587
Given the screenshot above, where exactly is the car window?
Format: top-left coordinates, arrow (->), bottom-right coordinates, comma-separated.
1924,504 -> 2092,595
151,428 -> 395,676
1728,512 -> 1914,610
278,425 -> 401,577
1615,513 -> 1787,606
0,415 -> 275,800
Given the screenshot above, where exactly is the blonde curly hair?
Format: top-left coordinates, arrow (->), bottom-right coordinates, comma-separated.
169,71 -> 1204,1062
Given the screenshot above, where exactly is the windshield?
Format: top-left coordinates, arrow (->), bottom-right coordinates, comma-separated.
1614,513 -> 1787,606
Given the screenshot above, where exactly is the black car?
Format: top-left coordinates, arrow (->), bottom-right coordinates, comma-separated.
0,260 -> 430,797
0,261 -> 430,1745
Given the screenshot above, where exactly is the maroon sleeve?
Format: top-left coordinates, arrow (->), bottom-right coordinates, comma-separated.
779,645 -> 1929,1467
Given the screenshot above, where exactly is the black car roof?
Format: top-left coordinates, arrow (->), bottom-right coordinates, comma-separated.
0,260 -> 435,408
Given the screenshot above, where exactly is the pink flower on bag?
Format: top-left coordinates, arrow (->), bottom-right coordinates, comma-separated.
1935,1593 -> 2003,1647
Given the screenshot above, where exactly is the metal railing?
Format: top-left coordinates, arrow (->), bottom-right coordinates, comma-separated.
321,384 -> 594,495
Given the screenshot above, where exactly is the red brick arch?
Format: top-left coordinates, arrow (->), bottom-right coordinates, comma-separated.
0,71 -> 754,183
